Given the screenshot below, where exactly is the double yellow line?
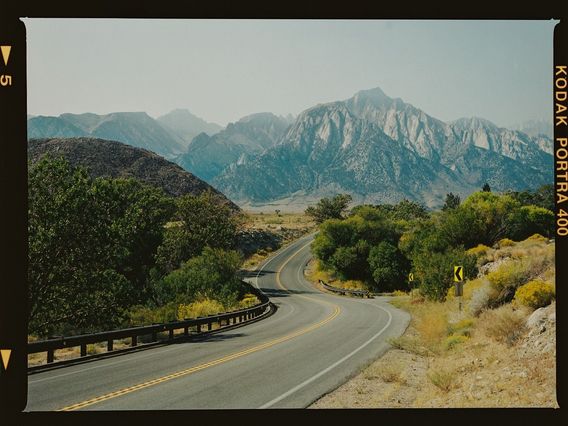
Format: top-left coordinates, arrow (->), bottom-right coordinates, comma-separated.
58,240 -> 341,411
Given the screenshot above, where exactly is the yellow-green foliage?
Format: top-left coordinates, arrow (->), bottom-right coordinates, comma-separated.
237,293 -> 260,309
392,290 -> 407,297
527,233 -> 547,242
466,244 -> 491,257
447,318 -> 474,337
446,277 -> 486,301
497,238 -> 515,248
466,244 -> 494,266
444,334 -> 469,350
514,280 -> 555,309
128,304 -> 178,325
413,302 -> 449,351
341,280 -> 368,291
177,299 -> 224,320
486,261 -> 528,290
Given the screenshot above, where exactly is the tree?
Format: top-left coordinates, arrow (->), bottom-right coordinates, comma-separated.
305,194 -> 352,223
413,247 -> 477,301
156,191 -> 241,274
157,248 -> 245,307
482,182 -> 491,192
90,177 -> 175,304
508,205 -> 554,240
28,156 -> 178,336
368,242 -> 410,292
442,192 -> 461,211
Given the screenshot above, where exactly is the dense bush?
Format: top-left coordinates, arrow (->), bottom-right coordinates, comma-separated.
156,247 -> 246,307
28,157 -> 174,336
368,241 -> 410,292
156,191 -> 241,274
412,247 -> 477,301
514,280 -> 555,309
29,157 -> 249,337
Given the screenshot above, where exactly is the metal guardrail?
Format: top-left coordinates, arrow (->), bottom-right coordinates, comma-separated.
28,285 -> 273,369
318,280 -> 373,298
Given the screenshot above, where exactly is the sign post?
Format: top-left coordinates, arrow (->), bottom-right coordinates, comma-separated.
454,266 -> 464,312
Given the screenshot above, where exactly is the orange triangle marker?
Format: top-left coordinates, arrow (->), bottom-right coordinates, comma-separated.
1,46 -> 11,66
1,349 -> 11,370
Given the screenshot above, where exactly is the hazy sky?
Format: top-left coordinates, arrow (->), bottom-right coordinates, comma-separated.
23,19 -> 557,127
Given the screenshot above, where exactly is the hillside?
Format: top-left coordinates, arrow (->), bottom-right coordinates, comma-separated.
27,137 -> 238,209
310,235 -> 556,408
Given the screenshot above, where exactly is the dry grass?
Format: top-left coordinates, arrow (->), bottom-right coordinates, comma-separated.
427,368 -> 456,392
243,211 -> 315,231
478,304 -> 529,346
311,237 -> 556,408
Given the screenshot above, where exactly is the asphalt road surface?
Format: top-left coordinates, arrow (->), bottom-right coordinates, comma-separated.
26,234 -> 410,410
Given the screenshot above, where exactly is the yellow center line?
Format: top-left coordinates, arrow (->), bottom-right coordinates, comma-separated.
58,239 -> 341,411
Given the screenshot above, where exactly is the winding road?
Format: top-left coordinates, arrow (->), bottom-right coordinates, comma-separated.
26,234 -> 410,410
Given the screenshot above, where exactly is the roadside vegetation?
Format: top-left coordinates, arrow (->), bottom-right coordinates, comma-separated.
28,156 -> 261,339
308,186 -> 553,298
307,185 -> 556,408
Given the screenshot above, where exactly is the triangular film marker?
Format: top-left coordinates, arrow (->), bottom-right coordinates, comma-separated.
1,46 -> 11,66
1,349 -> 11,370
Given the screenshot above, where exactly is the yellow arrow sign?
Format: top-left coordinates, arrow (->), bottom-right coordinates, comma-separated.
454,266 -> 464,282
408,272 -> 414,282
0,349 -> 11,370
0,46 -> 11,66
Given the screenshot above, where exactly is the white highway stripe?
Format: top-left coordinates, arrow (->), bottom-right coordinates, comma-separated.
259,244 -> 394,409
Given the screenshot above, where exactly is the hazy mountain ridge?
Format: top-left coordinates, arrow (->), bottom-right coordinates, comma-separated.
28,112 -> 186,160
214,88 -> 553,208
174,112 -> 290,181
157,109 -> 223,148
28,137 -> 238,210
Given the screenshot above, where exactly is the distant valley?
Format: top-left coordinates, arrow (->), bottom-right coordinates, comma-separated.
29,88 -> 553,210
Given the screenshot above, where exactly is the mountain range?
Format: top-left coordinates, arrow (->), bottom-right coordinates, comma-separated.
28,88 -> 553,209
213,88 -> 553,208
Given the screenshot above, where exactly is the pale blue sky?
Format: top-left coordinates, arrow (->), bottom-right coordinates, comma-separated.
23,19 -> 557,127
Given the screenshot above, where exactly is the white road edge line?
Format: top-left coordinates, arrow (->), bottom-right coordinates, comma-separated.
259,246 -> 394,409
259,305 -> 392,409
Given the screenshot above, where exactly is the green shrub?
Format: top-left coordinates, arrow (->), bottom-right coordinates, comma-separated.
497,238 -> 515,248
427,368 -> 456,392
486,261 -> 528,291
514,280 -> 555,309
444,334 -> 469,350
447,318 -> 474,337
527,233 -> 547,242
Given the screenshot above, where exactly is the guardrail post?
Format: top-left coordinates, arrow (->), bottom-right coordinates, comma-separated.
169,329 -> 174,340
47,349 -> 54,363
184,326 -> 189,336
208,322 -> 212,331
80,343 -> 87,357
152,331 -> 157,342
108,340 -> 113,351
132,336 -> 137,347
197,324 -> 201,333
